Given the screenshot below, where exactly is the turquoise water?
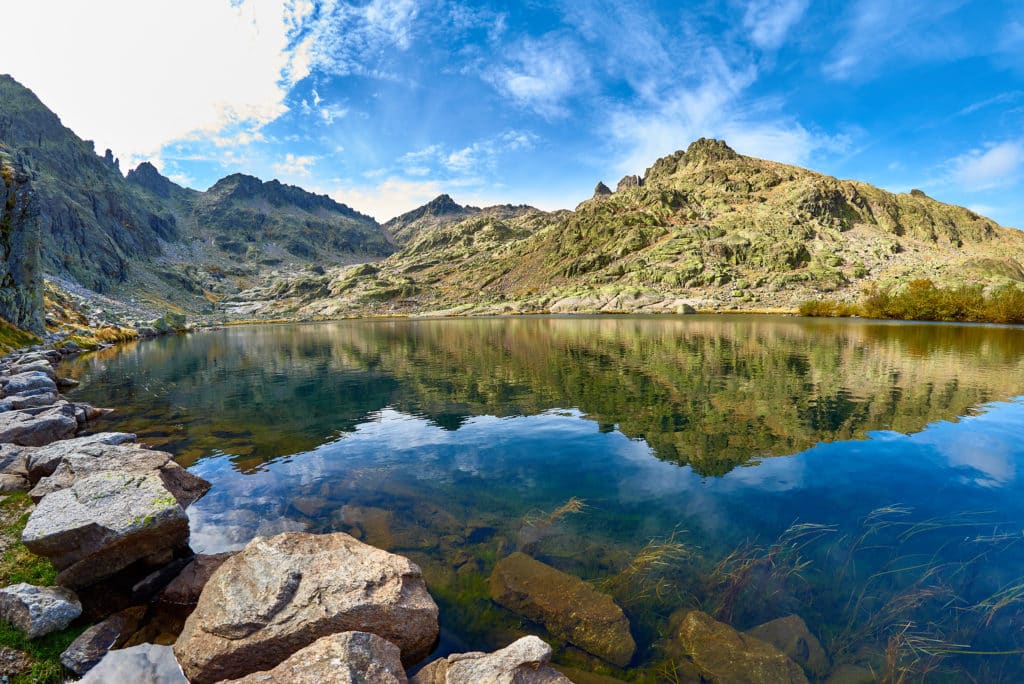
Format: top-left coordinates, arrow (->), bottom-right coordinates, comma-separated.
65,316 -> 1024,680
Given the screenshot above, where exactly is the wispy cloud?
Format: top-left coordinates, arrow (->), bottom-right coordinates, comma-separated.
290,0 -> 420,80
948,140 -> 1024,191
823,0 -> 969,81
483,35 -> 588,118
742,0 -> 810,49
397,131 -> 537,176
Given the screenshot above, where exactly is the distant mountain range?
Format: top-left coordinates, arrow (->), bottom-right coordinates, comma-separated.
1,73 -> 1023,330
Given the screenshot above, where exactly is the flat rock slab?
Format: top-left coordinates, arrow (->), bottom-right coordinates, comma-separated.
667,610 -> 808,684
0,582 -> 82,638
222,631 -> 408,684
21,472 -> 189,588
174,531 -> 439,684
79,643 -> 188,684
29,442 -> 209,506
489,552 -> 635,667
23,431 -> 136,482
0,403 -> 78,446
61,605 -> 148,676
412,635 -> 571,684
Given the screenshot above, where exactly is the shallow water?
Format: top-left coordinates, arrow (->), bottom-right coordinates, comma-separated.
65,316 -> 1024,680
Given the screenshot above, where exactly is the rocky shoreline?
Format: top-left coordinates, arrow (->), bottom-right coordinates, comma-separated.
0,336 -> 842,683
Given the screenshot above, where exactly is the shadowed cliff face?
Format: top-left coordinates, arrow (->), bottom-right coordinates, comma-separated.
64,316 -> 1024,476
0,152 -> 43,332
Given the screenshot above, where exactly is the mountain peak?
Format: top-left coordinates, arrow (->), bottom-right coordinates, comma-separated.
126,161 -> 185,199
685,138 -> 739,162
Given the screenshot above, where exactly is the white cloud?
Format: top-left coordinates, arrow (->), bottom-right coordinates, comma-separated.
396,132 -> 537,176
485,36 -> 587,118
327,177 -> 447,221
272,153 -> 318,178
742,0 -> 810,49
0,0 -> 308,169
949,141 -> 1024,191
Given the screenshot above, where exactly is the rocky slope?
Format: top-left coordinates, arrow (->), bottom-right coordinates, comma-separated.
0,150 -> 43,332
247,138 -> 1024,319
0,74 -> 392,327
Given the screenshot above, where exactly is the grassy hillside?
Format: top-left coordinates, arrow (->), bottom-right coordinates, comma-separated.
242,139 -> 1024,320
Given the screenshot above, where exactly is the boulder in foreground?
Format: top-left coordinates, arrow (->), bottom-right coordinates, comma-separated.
173,531 -> 439,683
221,631 -> 407,683
412,635 -> 571,684
21,472 -> 189,588
79,643 -> 187,684
0,403 -> 77,446
0,582 -> 81,638
489,551 -> 635,667
746,614 -> 829,678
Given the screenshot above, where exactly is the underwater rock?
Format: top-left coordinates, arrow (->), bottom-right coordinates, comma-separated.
221,631 -> 407,683
824,663 -> 876,684
412,635 -> 570,684
159,552 -> 234,605
0,582 -> 81,638
60,605 -> 148,676
488,551 -> 635,667
21,472 -> 189,588
746,614 -> 829,678
173,531 -> 438,683
667,610 -> 808,684
78,643 -> 187,683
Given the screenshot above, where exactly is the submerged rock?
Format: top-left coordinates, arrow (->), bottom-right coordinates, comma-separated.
746,614 -> 829,678
78,643 -> 187,684
488,552 -> 635,667
60,605 -> 148,676
21,472 -> 189,588
0,582 -> 81,638
159,552 -> 234,605
667,610 -> 808,684
173,531 -> 439,683
412,635 -> 570,684
221,631 -> 407,683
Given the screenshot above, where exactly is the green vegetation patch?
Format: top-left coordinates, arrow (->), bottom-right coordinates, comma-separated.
0,319 -> 40,354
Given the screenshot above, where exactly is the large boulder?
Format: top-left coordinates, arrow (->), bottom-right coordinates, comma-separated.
0,402 -> 78,446
746,614 -> 829,678
28,442 -> 210,506
60,605 -> 148,676
21,472 -> 190,588
173,531 -> 439,684
0,583 -> 81,638
666,610 -> 808,684
221,632 -> 407,683
23,431 -> 136,482
489,552 -> 635,667
79,643 -> 187,684
0,444 -> 29,491
412,635 -> 571,684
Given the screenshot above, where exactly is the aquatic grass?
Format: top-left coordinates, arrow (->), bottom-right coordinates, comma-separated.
518,497 -> 588,554
702,521 -> 837,623
600,531 -> 698,605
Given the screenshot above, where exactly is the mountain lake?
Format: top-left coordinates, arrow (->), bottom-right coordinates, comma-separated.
62,315 -> 1024,681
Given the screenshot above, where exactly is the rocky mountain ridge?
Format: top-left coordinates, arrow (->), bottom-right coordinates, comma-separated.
1,73 -> 1023,331
245,138 -> 1024,320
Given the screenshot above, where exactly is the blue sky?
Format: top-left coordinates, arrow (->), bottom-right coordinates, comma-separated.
2,1 -> 1022,225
